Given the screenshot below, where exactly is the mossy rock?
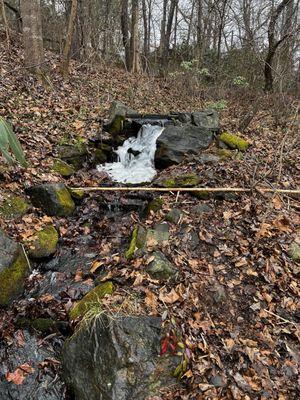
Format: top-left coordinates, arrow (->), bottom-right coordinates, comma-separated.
0,195 -> 30,219
68,188 -> 85,201
289,243 -> 300,262
217,149 -> 234,160
125,227 -> 139,260
57,144 -> 88,170
219,132 -> 249,151
0,230 -> 29,306
69,282 -> 114,320
104,101 -> 137,135
146,198 -> 164,214
146,251 -> 178,282
27,183 -> 75,217
157,173 -> 199,188
165,208 -> 182,224
17,317 -> 56,333
191,190 -> 210,200
93,149 -> 107,164
26,225 -> 59,259
52,159 -> 75,177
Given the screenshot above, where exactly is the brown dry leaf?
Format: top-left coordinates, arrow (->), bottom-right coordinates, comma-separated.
90,260 -> 103,274
273,216 -> 292,233
6,369 -> 26,385
272,195 -> 283,210
159,288 -> 180,304
145,289 -> 158,312
256,223 -> 272,238
74,269 -> 83,282
38,294 -> 54,303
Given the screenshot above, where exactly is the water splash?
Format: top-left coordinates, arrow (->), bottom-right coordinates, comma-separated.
97,125 -> 164,184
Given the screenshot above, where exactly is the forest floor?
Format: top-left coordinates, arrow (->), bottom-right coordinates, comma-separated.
0,35 -> 299,399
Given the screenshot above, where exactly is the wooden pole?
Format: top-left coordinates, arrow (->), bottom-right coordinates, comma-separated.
70,186 -> 300,195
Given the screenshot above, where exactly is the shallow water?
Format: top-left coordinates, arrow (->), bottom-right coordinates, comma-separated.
97,124 -> 164,184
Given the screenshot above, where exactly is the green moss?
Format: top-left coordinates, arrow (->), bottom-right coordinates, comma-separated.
69,282 -> 114,320
158,174 -> 199,188
68,188 -> 85,201
0,196 -> 30,219
52,159 -> 75,177
26,225 -> 59,259
125,227 -> 138,259
217,149 -> 233,159
191,190 -> 210,200
94,149 -> 107,164
0,250 -> 28,306
55,187 -> 75,216
109,115 -> 125,135
219,132 -> 249,151
147,198 -> 164,214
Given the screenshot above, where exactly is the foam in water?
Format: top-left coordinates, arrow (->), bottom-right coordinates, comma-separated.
97,124 -> 164,184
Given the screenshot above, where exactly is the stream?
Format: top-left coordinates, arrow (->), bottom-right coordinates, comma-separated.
97,124 -> 164,184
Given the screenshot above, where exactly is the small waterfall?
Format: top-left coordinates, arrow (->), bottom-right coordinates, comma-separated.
97,124 -> 164,184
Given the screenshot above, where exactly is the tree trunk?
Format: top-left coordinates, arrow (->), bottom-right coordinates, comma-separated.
4,1 -> 22,33
81,0 -> 92,59
121,0 -> 130,70
130,0 -> 141,73
0,0 -> 10,47
20,0 -> 45,76
264,0 -> 293,92
60,0 -> 78,79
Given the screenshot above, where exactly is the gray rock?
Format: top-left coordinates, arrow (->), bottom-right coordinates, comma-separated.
197,154 -> 220,164
155,125 -> 214,167
0,230 -> 29,307
62,315 -> 178,400
191,110 -> 219,131
210,374 -> 227,388
0,331 -> 65,400
165,208 -> 183,224
146,250 -> 178,281
192,204 -> 212,215
26,183 -> 75,217
57,145 -> 88,170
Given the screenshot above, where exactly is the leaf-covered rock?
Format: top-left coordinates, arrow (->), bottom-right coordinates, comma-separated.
146,250 -> 178,281
25,225 -> 59,259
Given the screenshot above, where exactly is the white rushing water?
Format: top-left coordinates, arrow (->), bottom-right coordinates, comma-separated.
97,124 -> 164,184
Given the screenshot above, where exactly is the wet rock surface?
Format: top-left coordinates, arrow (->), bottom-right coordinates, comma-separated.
0,331 -> 65,400
62,315 -> 178,400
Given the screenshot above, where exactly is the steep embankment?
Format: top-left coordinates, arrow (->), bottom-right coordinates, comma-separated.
0,35 -> 299,399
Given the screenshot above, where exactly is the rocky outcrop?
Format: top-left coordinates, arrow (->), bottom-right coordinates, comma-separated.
27,183 -> 75,217
0,229 -> 29,307
62,314 -> 178,400
104,101 -> 137,135
155,125 -> 214,167
52,159 -> 75,177
57,144 -> 88,170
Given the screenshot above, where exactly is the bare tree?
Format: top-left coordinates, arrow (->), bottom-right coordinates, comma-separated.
60,0 -> 78,78
130,0 -> 141,72
1,0 -> 10,47
264,0 -> 294,91
121,0 -> 130,70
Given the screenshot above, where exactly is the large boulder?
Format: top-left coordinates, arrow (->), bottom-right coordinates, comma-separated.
155,125 -> 214,167
0,229 -> 29,306
62,314 -> 178,400
0,330 -> 65,400
26,183 -> 75,217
